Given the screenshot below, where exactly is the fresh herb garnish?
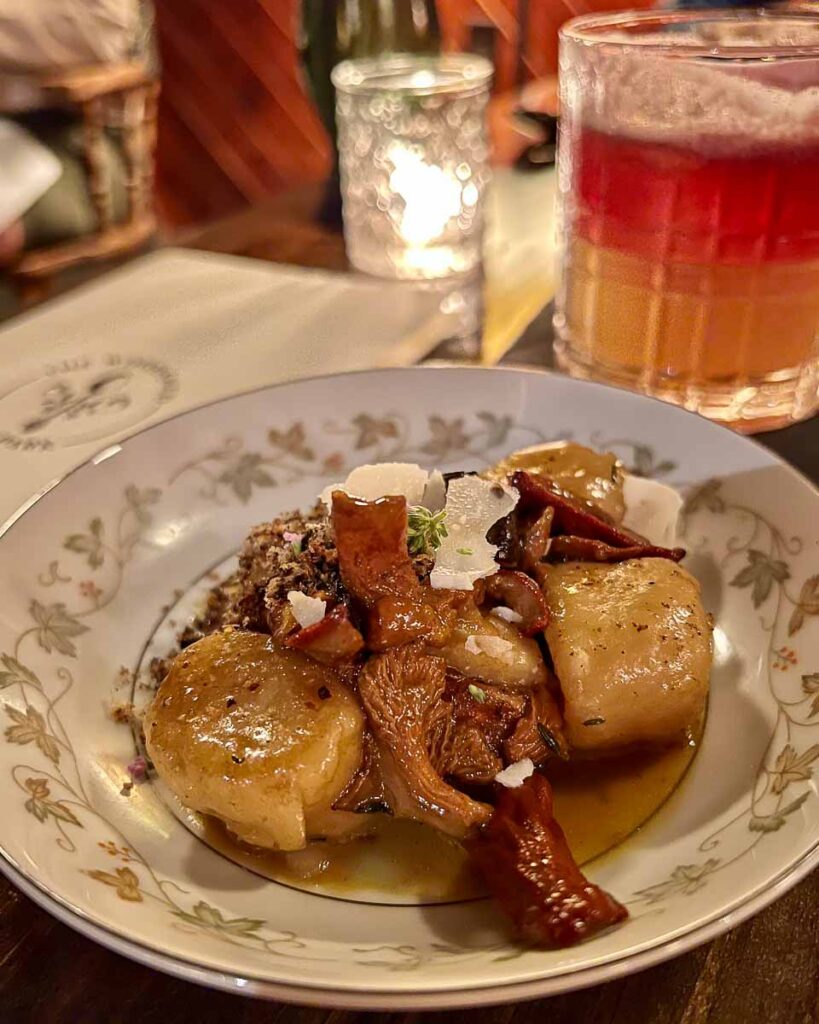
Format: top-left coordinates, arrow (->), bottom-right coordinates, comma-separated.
468,683 -> 487,703
456,547 -> 474,556
407,506 -> 448,555
537,723 -> 567,759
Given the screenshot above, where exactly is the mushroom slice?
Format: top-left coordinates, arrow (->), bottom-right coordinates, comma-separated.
483,570 -> 550,635
521,507 -> 554,578
357,646 -> 492,838
332,732 -> 391,815
331,491 -> 419,604
366,593 -> 456,651
504,679 -> 568,763
512,470 -> 685,561
332,492 -> 455,649
285,604 -> 365,664
433,675 -> 527,785
466,773 -> 628,947
547,535 -> 685,564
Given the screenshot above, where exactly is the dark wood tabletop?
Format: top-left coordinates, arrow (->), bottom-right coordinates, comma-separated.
2,181 -> 818,1024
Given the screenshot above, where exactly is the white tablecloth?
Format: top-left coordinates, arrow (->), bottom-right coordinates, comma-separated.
0,167 -> 558,518
0,248 -> 450,516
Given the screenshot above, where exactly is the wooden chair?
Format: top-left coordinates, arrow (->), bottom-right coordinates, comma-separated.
4,60 -> 159,306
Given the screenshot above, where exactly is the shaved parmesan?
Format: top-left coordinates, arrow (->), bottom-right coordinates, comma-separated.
321,462 -> 430,508
287,591 -> 326,629
465,634 -> 516,661
622,475 -> 682,548
490,605 -> 523,624
422,470 -> 447,513
495,758 -> 535,788
430,476 -> 518,590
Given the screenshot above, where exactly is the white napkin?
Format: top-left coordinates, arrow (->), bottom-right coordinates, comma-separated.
0,117 -> 61,231
0,248 -> 451,517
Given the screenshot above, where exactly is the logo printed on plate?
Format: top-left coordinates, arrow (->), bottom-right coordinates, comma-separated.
0,354 -> 178,451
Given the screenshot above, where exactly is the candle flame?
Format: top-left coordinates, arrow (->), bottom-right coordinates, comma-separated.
388,144 -> 463,246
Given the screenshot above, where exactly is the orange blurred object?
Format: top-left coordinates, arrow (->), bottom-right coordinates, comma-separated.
488,77 -> 558,165
437,0 -> 657,87
438,1 -> 656,165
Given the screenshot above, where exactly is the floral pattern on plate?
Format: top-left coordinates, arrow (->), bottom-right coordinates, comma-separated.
0,368 -> 816,1006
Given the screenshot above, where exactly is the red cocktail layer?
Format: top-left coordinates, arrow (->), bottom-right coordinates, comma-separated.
574,128 -> 819,264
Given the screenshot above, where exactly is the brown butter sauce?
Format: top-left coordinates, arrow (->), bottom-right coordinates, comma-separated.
199,733 -> 699,903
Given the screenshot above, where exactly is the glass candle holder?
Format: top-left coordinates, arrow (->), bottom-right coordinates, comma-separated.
332,54 -> 493,280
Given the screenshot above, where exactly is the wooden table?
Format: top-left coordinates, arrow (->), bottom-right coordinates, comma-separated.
3,184 -> 818,1024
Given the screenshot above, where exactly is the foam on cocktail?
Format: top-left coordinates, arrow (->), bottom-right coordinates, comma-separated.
573,55 -> 819,151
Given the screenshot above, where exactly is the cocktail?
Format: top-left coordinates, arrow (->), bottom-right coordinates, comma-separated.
554,11 -> 819,431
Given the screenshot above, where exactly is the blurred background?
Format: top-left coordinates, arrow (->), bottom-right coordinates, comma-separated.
0,0 -> 657,314
149,0 -> 647,226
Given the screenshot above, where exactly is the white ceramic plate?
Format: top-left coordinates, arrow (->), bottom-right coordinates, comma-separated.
0,367 -> 817,1008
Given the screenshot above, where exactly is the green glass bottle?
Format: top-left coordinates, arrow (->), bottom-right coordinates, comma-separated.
299,0 -> 441,223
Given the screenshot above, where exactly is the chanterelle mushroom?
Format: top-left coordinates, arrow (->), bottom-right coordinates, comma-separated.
356,645 -> 492,838
331,491 -> 454,649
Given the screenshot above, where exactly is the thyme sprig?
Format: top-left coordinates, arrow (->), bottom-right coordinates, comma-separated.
407,506 -> 448,556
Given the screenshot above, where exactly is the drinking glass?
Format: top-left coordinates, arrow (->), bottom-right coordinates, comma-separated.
332,54 -> 492,280
554,11 -> 819,432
